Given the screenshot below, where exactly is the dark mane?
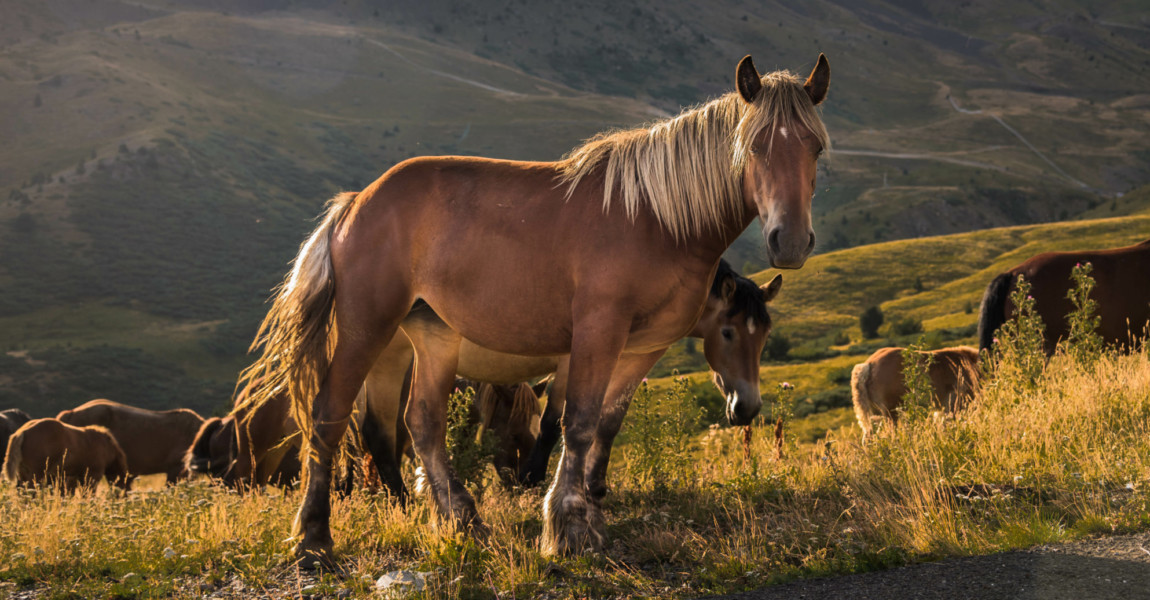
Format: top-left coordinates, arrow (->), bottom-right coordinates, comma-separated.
710,259 -> 770,326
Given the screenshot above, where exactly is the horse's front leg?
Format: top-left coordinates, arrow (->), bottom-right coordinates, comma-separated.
584,349 -> 666,505
541,317 -> 628,556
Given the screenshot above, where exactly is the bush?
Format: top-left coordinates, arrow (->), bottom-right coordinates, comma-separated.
982,275 -> 1046,395
860,306 -> 884,339
1061,262 -> 1101,362
446,385 -> 496,496
764,333 -> 791,361
891,316 -> 924,336
624,374 -> 703,493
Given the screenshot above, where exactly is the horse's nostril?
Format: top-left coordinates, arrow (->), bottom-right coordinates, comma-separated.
806,232 -> 816,254
767,228 -> 781,254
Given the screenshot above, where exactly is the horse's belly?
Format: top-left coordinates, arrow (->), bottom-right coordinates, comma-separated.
456,341 -> 560,384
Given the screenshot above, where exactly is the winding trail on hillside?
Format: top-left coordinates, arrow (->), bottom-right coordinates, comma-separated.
947,96 -> 1092,190
362,38 -> 522,96
831,148 -> 1008,172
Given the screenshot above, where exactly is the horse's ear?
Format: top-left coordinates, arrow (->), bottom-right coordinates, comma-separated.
531,378 -> 549,399
720,276 -> 737,303
804,53 -> 830,106
761,274 -> 783,303
736,55 -> 762,104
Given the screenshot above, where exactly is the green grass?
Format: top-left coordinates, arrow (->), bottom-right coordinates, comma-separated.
754,214 -> 1150,349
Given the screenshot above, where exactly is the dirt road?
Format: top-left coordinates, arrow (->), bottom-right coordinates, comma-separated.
706,531 -> 1150,600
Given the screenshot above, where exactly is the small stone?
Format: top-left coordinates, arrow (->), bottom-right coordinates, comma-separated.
375,570 -> 427,592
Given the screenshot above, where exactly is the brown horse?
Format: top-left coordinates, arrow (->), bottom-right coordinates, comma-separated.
240,54 -> 830,560
57,400 -> 204,484
4,418 -> 130,492
358,259 -> 782,503
979,239 -> 1150,355
850,346 -> 981,441
184,381 -> 313,489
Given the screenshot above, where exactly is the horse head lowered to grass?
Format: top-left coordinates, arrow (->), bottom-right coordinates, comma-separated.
238,53 -> 830,562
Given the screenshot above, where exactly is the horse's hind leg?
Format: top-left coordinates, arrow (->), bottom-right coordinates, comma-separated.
293,310 -> 408,564
405,341 -> 485,532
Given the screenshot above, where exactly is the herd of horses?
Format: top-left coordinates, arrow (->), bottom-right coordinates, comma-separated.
3,51 -> 1148,565
0,257 -> 780,499
850,239 -> 1150,440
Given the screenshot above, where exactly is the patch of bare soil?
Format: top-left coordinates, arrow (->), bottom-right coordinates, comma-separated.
705,531 -> 1150,600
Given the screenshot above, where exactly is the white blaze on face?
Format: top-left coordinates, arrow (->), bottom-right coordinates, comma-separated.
778,126 -> 789,139
747,317 -> 756,335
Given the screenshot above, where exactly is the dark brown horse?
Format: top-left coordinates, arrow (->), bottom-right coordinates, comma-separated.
240,54 -> 830,560
518,260 -> 782,492
0,409 -> 31,464
979,239 -> 1150,355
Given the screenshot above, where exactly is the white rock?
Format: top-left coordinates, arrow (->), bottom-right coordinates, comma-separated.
375,570 -> 428,593
162,547 -> 176,559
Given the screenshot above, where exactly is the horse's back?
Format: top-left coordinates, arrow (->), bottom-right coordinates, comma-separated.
1009,240 -> 1150,350
58,400 -> 200,476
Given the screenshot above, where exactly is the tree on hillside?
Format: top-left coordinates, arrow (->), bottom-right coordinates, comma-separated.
860,306 -> 884,339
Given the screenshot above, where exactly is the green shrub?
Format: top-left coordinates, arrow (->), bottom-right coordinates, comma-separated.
860,306 -> 884,339
1061,262 -> 1102,362
445,385 -> 496,496
624,374 -> 703,493
983,275 -> 1047,395
891,316 -> 924,336
764,333 -> 791,361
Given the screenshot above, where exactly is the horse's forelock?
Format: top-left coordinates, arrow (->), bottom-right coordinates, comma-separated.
733,70 -> 831,173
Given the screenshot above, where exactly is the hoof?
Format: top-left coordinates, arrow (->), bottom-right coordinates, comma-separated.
293,538 -> 335,571
541,493 -> 605,556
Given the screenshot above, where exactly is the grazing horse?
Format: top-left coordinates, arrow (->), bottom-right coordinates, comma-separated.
0,409 -> 31,463
4,418 -> 130,492
850,346 -> 981,441
239,53 -> 830,560
519,260 -> 782,491
358,259 -> 782,504
979,239 -> 1150,355
57,400 -> 204,484
184,381 -> 307,489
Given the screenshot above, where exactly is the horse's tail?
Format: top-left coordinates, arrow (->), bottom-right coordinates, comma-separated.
978,272 -> 1015,353
850,362 -> 877,441
3,428 -> 24,483
236,191 -> 359,456
184,417 -> 223,475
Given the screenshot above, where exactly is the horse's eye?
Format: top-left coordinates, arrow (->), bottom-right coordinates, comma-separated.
721,328 -> 734,340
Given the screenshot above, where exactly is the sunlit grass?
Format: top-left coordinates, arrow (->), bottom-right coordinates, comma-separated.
1,347 -> 1148,598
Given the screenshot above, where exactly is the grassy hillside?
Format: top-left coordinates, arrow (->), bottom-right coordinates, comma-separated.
0,7 -> 658,415
0,1 -> 1148,415
655,214 -> 1150,420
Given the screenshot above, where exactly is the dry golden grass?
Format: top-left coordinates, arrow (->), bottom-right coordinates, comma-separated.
1,348 -> 1148,598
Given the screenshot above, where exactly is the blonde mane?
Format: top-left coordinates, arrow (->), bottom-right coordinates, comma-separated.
558,69 -> 830,241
